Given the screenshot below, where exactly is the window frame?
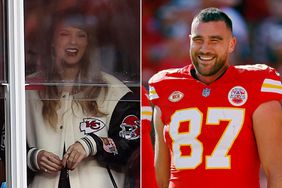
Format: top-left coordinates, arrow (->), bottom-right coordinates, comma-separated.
6,0 -> 27,187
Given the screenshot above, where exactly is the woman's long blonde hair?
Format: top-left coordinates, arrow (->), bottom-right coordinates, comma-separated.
38,10 -> 108,129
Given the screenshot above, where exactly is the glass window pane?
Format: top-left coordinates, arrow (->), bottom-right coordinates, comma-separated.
25,1 -> 140,187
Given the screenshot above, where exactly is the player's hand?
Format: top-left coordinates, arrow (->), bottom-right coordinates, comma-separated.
62,142 -> 87,170
37,150 -> 63,174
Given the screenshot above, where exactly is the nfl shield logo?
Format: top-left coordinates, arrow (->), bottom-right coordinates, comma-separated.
202,88 -> 211,97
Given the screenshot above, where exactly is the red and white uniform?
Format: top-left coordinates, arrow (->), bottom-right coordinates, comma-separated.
141,86 -> 158,188
149,64 -> 282,188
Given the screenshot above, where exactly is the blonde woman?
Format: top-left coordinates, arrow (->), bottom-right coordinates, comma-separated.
22,10 -> 139,188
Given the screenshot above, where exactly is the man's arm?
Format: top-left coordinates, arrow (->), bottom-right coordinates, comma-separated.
253,100 -> 282,188
154,106 -> 170,188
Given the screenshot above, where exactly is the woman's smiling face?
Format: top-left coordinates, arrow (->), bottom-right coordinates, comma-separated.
53,24 -> 88,67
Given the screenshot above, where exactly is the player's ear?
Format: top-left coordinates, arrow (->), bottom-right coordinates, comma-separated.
188,34 -> 192,42
228,36 -> 237,53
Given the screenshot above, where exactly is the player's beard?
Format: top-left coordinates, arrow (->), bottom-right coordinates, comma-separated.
191,51 -> 228,77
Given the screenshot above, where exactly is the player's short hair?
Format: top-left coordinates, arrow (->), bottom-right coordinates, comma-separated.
192,7 -> 233,33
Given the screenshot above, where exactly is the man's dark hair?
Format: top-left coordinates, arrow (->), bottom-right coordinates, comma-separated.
192,7 -> 233,33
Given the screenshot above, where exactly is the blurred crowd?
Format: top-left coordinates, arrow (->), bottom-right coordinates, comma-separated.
142,0 -> 282,85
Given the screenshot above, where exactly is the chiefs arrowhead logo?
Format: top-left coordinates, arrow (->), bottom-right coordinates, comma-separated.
80,118 -> 106,134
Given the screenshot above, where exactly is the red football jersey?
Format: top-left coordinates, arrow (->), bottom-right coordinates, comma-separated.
141,86 -> 158,188
149,64 -> 282,188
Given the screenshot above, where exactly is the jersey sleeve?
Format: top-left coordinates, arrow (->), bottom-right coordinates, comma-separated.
148,70 -> 168,107
148,67 -> 185,107
141,86 -> 152,129
253,66 -> 282,111
88,91 -> 140,169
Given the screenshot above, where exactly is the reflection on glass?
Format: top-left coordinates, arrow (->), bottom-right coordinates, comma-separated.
25,1 -> 140,84
24,1 -> 140,188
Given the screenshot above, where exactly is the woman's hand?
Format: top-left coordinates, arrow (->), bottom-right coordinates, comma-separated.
62,142 -> 87,170
37,150 -> 63,174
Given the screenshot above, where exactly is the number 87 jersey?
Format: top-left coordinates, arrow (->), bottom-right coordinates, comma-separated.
148,64 -> 282,188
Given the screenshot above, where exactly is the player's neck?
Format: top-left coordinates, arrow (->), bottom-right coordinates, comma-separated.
193,65 -> 229,85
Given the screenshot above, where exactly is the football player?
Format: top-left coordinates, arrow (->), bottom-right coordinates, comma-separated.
149,7 -> 282,188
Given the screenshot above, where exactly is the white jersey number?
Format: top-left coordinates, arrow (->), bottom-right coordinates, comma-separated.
169,108 -> 245,169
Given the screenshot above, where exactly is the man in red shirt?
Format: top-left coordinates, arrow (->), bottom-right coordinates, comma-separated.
149,7 -> 282,188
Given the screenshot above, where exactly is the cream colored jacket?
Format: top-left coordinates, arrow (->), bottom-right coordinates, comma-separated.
26,72 -> 130,188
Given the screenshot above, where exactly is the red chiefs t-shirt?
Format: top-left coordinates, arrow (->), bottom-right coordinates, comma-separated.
149,64 -> 282,188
